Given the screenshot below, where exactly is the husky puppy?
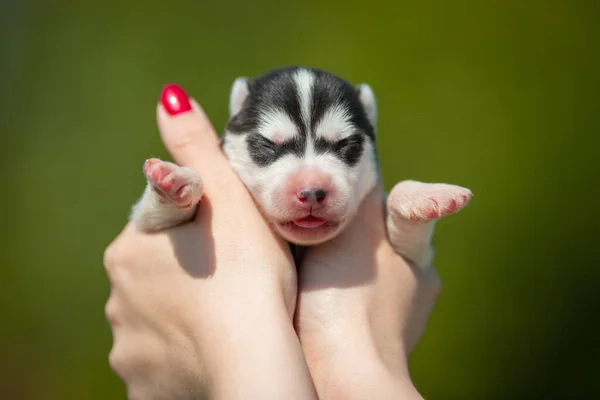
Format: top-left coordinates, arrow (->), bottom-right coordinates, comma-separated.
130,67 -> 472,268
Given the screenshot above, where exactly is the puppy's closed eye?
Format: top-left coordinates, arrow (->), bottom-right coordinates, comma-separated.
336,135 -> 365,165
247,135 -> 277,165
314,134 -> 365,166
256,135 -> 277,153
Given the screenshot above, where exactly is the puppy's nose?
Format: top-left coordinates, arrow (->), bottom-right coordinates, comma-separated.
297,188 -> 327,204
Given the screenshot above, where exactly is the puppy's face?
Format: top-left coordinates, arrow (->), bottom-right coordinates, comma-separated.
222,67 -> 379,245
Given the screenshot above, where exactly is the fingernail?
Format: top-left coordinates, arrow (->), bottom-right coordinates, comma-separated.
160,84 -> 192,115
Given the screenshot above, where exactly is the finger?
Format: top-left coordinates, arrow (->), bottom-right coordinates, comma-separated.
156,84 -> 234,188
109,328 -> 158,382
105,293 -> 120,326
103,222 -> 149,263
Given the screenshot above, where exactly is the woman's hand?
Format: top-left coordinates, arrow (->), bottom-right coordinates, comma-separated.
295,183 -> 442,399
104,85 -> 315,400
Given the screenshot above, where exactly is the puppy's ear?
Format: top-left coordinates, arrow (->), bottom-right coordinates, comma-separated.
229,77 -> 250,117
357,84 -> 377,127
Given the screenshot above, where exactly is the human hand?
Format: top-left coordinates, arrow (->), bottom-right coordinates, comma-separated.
295,182 -> 441,399
104,85 -> 315,400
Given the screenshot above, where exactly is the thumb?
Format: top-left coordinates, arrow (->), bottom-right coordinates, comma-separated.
156,84 -> 231,186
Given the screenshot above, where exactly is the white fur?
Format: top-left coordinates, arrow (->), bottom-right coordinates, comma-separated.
129,159 -> 203,232
385,180 -> 472,268
294,69 -> 314,127
229,77 -> 249,117
130,184 -> 197,231
358,84 -> 377,127
315,103 -> 355,141
257,108 -> 299,142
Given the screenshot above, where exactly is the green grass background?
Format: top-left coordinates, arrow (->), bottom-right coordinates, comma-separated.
1,0 -> 598,398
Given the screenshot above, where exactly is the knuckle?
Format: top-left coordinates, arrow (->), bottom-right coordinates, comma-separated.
108,347 -> 126,376
103,236 -> 134,280
169,126 -> 221,162
109,345 -> 137,380
104,296 -> 119,325
171,127 -> 205,150
103,241 -> 121,272
103,224 -> 138,271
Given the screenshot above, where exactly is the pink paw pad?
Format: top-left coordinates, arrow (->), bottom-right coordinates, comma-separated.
389,181 -> 472,222
143,158 -> 203,207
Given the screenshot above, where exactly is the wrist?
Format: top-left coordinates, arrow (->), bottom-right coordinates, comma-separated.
197,292 -> 315,400
298,315 -> 416,399
308,350 -> 421,400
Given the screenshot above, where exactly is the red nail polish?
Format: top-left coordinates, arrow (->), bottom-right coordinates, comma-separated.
160,84 -> 192,115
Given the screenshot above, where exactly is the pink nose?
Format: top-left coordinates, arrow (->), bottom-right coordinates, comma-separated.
297,188 -> 327,204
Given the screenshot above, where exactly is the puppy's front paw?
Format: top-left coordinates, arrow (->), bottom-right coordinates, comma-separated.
387,180 -> 472,222
144,158 -> 203,208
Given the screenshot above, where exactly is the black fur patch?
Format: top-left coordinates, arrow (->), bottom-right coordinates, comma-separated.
247,133 -> 306,166
310,69 -> 375,142
226,66 -> 376,167
314,134 -> 365,167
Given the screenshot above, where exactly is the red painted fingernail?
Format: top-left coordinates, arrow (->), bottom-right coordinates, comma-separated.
160,84 -> 192,115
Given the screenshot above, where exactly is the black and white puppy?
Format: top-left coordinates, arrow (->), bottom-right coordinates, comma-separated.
130,67 -> 472,268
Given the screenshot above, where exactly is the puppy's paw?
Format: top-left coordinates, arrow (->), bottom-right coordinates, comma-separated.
144,158 -> 203,208
387,180 -> 472,222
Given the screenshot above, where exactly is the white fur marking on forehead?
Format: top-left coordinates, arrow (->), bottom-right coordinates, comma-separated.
257,107 -> 299,141
315,103 -> 355,141
293,69 -> 314,127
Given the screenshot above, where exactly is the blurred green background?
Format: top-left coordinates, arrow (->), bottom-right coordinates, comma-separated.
1,0 -> 598,398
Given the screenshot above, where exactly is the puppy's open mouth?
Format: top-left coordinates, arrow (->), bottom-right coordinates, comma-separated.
277,217 -> 342,244
278,218 -> 339,232
292,216 -> 327,228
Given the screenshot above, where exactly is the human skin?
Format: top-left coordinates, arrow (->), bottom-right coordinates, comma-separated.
104,96 -> 315,400
104,85 -> 440,399
296,183 -> 441,399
